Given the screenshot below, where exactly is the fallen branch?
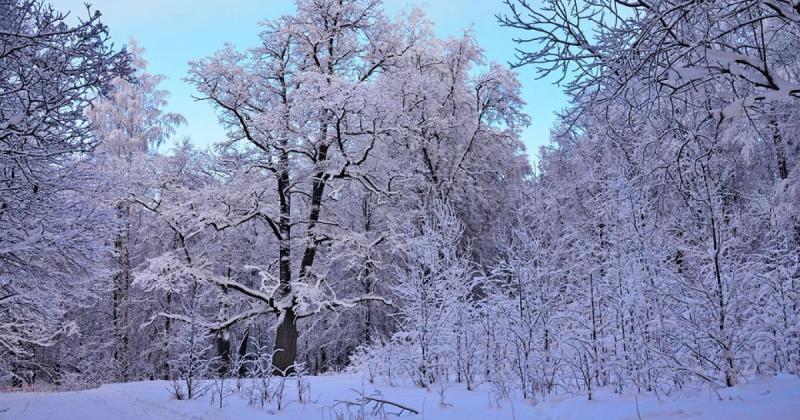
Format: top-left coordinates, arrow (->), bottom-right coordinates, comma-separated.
332,390 -> 419,417
363,396 -> 419,415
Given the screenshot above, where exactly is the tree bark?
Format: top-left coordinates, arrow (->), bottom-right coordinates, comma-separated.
272,308 -> 298,375
237,327 -> 250,378
112,202 -> 131,382
216,330 -> 232,377
160,290 -> 173,379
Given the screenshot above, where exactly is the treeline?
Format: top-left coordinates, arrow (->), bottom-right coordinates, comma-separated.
1,0 -> 798,405
356,0 -> 800,400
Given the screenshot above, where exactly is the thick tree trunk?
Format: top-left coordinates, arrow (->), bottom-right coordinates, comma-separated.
272,119 -> 297,376
272,308 -> 298,375
272,124 -> 330,375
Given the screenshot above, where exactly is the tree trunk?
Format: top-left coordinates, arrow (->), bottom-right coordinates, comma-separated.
112,203 -> 131,382
237,327 -> 250,378
216,272 -> 232,376
216,330 -> 232,377
162,291 -> 172,380
770,117 -> 788,181
272,308 -> 298,375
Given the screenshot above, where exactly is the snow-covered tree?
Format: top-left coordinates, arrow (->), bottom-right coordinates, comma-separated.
0,0 -> 128,385
179,0 -> 426,374
86,39 -> 185,382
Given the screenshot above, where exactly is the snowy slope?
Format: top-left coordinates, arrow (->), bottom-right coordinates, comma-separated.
0,374 -> 798,420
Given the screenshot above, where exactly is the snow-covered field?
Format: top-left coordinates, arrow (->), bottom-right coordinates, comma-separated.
1,374 -> 798,420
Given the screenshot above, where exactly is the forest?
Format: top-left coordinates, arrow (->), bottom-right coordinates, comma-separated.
1,0 -> 799,418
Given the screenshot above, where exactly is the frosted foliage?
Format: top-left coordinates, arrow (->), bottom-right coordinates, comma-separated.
0,0 -> 128,385
1,3 -> 799,419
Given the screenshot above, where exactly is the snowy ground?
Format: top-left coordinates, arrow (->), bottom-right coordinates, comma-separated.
1,373 -> 798,419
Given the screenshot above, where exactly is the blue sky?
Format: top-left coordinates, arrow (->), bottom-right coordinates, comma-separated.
59,0 -> 566,162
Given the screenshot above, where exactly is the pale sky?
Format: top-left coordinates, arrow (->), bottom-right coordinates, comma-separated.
58,0 -> 565,162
